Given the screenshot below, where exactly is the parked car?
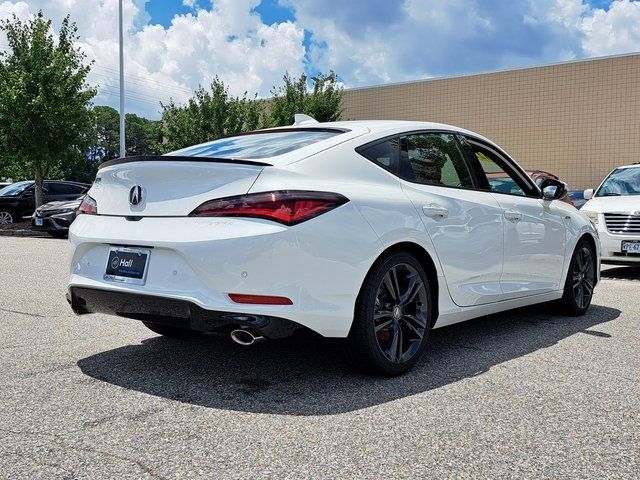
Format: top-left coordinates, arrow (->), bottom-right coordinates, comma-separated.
67,119 -> 599,376
581,163 -> 640,265
0,180 -> 89,224
0,182 -> 11,189
568,190 -> 588,209
487,170 -> 574,206
31,196 -> 84,237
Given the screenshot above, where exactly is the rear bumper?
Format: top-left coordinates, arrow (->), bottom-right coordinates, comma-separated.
68,287 -> 301,338
67,208 -> 381,338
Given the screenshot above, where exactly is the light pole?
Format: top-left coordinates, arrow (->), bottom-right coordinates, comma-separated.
118,0 -> 126,158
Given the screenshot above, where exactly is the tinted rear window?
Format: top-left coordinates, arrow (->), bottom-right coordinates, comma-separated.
166,129 -> 343,160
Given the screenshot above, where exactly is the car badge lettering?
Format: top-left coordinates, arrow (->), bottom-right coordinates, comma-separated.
129,185 -> 143,206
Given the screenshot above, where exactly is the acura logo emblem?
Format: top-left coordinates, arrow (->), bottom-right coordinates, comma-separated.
129,185 -> 143,206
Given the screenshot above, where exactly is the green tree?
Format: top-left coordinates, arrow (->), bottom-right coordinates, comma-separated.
268,71 -> 343,127
161,77 -> 265,152
90,106 -> 162,161
0,12 -> 96,206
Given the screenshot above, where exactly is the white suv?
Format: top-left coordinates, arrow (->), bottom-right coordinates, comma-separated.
582,164 -> 640,265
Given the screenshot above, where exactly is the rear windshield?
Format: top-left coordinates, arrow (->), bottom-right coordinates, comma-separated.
166,129 -> 343,160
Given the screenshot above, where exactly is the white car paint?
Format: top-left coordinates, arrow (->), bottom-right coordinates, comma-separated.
582,163 -> 640,265
68,120 -> 599,338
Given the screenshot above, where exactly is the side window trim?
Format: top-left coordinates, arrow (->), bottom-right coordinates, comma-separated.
462,136 -> 540,198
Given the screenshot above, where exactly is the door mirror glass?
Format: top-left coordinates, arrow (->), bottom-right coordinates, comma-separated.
541,178 -> 567,201
583,188 -> 594,200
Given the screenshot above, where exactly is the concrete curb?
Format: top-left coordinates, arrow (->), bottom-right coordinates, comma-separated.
0,229 -> 52,238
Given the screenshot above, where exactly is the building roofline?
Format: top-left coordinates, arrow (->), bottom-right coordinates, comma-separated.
344,52 -> 640,93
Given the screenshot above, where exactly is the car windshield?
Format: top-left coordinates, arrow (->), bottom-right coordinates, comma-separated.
595,167 -> 640,197
166,129 -> 343,160
0,181 -> 33,196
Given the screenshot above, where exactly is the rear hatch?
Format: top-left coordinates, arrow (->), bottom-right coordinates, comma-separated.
92,157 -> 266,217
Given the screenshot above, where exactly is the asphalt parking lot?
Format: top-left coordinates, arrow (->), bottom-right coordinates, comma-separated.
1,236 -> 638,479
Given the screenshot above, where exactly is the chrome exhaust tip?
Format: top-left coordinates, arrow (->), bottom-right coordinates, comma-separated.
230,329 -> 265,346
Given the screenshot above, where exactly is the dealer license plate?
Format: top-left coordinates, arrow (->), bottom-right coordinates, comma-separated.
104,246 -> 150,285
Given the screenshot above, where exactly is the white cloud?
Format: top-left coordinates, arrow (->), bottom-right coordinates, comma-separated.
1,0 -> 640,118
581,0 -> 640,56
0,0 -> 305,118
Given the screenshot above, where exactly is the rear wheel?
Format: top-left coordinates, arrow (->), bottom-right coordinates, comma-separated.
555,239 -> 596,316
0,210 -> 14,224
344,251 -> 433,376
143,322 -> 204,339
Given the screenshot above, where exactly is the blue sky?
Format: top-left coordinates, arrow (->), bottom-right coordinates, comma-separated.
147,0 -> 296,27
1,0 -> 638,118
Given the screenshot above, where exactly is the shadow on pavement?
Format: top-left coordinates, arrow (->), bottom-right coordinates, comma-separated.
77,304 -> 620,416
601,265 -> 640,281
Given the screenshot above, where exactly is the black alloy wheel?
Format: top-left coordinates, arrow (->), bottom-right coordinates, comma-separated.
555,239 -> 597,316
344,251 -> 433,376
373,263 -> 429,364
571,244 -> 596,310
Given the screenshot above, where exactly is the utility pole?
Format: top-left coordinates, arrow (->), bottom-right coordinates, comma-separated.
118,0 -> 126,158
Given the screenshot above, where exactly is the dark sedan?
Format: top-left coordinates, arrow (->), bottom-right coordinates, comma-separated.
31,197 -> 83,237
0,180 -> 89,224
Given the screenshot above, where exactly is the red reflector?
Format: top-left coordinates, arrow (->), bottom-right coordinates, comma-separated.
229,293 -> 293,305
190,190 -> 348,226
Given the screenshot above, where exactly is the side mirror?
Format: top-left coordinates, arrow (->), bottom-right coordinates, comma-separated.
583,188 -> 594,200
541,178 -> 567,201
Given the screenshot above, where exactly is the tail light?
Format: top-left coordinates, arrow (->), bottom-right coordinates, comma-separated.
78,195 -> 97,215
190,190 -> 348,226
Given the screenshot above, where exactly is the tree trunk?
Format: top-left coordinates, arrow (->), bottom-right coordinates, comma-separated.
34,167 -> 44,208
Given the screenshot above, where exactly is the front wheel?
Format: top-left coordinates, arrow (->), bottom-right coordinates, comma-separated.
344,251 -> 433,376
0,210 -> 15,225
555,239 -> 597,316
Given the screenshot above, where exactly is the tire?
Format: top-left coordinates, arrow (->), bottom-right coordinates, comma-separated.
48,231 -> 68,238
343,251 -> 433,376
0,210 -> 15,225
143,322 -> 204,339
554,239 -> 597,316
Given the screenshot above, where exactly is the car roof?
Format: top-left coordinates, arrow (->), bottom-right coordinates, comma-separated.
260,120 -> 506,165
614,163 -> 640,170
303,120 -> 496,142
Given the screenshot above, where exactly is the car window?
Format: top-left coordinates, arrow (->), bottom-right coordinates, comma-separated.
167,129 -> 344,160
399,133 -> 473,188
49,183 -> 84,195
467,147 -> 529,197
595,167 -> 640,197
357,138 -> 399,172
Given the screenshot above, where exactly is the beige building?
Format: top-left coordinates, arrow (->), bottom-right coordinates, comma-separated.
342,53 -> 640,190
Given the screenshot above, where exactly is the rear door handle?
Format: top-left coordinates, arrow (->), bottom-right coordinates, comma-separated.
503,209 -> 522,221
422,204 -> 449,218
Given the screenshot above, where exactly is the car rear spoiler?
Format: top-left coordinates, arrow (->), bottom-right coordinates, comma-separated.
98,155 -> 273,170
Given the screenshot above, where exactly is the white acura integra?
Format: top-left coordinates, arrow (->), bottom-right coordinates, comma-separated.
68,119 -> 599,375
